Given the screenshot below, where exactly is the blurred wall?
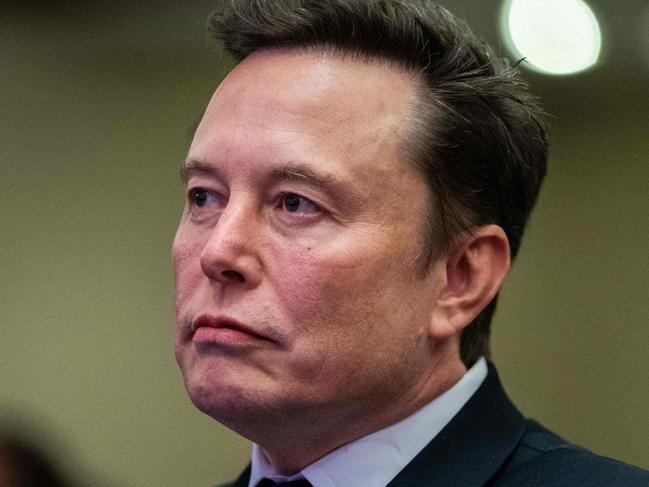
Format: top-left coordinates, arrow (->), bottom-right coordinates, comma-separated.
1,1 -> 647,486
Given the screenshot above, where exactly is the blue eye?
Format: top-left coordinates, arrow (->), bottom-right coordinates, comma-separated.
283,193 -> 318,214
189,188 -> 219,208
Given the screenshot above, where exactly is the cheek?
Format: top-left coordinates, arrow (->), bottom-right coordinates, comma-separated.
172,230 -> 204,309
267,227 -> 395,308
269,256 -> 422,404
268,249 -> 367,322
266,231 -> 431,359
267,241 -> 401,360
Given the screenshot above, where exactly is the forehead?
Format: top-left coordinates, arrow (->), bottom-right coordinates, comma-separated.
215,48 -> 415,117
190,49 -> 419,175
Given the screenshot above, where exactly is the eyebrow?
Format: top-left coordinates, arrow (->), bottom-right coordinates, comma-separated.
180,158 -> 347,195
268,162 -> 347,194
179,158 -> 220,185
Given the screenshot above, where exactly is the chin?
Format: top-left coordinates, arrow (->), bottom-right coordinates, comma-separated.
187,380 -> 243,419
181,362 -> 270,425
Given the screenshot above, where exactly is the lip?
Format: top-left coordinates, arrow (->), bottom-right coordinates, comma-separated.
191,314 -> 274,346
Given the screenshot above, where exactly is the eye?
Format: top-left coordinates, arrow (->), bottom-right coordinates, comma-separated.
282,193 -> 319,215
188,188 -> 221,209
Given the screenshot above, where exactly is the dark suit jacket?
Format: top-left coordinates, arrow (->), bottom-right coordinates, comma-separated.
220,363 -> 649,486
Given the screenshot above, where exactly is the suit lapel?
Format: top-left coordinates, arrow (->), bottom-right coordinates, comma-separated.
387,362 -> 525,487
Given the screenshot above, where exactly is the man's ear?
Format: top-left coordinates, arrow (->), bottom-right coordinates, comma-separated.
430,225 -> 511,340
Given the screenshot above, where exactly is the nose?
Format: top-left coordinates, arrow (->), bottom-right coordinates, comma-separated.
199,199 -> 262,288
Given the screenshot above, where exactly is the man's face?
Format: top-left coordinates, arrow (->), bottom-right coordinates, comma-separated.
173,50 -> 446,434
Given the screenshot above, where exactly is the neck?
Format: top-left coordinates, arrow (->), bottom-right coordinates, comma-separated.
257,351 -> 467,475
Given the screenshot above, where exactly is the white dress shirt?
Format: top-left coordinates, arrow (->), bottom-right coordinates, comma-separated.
248,357 -> 488,487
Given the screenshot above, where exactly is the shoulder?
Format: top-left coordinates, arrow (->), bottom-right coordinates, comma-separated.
492,419 -> 649,486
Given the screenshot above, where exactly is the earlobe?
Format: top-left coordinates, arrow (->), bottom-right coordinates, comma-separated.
429,225 -> 511,340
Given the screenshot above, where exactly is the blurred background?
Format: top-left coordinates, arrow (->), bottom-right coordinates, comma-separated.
1,0 -> 648,485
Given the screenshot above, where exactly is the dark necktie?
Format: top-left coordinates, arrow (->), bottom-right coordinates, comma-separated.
256,478 -> 313,487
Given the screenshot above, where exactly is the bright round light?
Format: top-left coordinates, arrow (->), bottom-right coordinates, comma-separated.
502,0 -> 602,75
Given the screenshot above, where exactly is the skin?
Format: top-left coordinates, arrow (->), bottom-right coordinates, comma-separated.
173,49 -> 510,474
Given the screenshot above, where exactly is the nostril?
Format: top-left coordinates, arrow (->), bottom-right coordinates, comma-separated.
221,270 -> 245,282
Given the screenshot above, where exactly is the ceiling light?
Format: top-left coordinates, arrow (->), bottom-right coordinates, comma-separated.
501,0 -> 602,75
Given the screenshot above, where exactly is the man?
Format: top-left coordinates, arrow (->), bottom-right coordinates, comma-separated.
173,1 -> 649,486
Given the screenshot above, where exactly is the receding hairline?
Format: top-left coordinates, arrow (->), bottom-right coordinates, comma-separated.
194,44 -> 433,169
215,44 -> 435,166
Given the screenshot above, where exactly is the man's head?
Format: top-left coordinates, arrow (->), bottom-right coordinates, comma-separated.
173,0 -> 546,464
205,0 -> 548,366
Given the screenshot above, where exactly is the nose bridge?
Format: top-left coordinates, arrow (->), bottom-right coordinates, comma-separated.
211,195 -> 253,247
200,194 -> 262,285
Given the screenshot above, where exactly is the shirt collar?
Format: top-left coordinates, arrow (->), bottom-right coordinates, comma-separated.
249,357 -> 488,487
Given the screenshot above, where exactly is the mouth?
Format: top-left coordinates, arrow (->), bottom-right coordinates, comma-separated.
190,314 -> 275,346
